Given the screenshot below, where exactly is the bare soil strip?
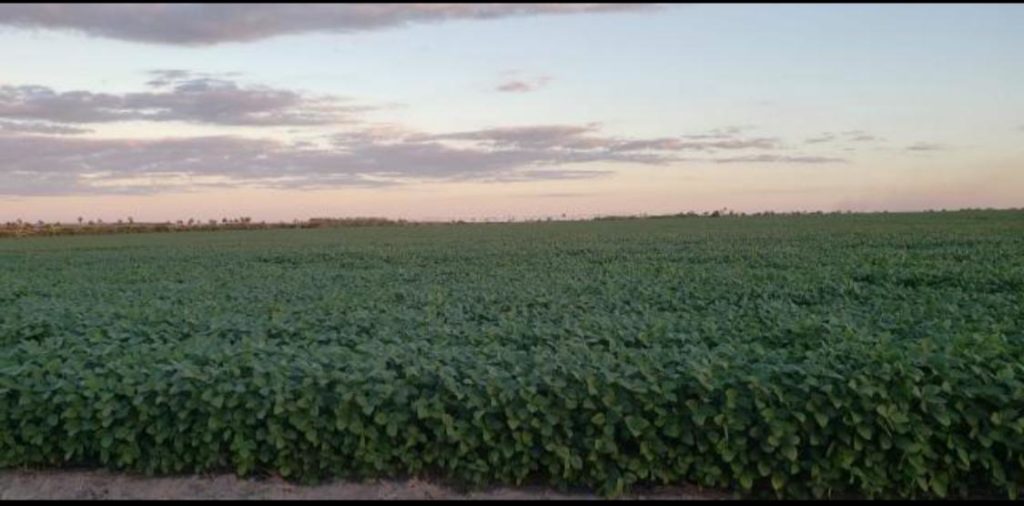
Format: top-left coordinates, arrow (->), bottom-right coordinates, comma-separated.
0,470 -> 730,500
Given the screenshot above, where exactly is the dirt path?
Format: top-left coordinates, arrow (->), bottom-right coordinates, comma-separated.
0,470 -> 730,500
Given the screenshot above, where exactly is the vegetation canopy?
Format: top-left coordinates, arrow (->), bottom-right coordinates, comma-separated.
1,210 -> 1022,498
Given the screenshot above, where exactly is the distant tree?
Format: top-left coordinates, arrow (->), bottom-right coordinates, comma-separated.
77,216 -> 83,225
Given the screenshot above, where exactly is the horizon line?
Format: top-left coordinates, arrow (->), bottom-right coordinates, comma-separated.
3,205 -> 1022,228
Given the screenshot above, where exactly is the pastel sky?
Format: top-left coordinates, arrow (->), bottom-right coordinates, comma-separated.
1,3 -> 1022,222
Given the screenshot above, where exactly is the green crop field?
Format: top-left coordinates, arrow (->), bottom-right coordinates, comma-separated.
1,210 -> 1022,498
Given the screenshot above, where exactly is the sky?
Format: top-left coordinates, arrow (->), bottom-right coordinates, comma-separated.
0,3 -> 1022,223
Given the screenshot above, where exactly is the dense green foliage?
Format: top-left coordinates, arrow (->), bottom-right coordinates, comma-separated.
1,210 -> 1022,498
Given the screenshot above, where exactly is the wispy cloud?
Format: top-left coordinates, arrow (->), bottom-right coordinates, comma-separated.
496,81 -> 533,93
805,130 -> 881,144
0,119 -> 805,196
430,124 -> 603,148
713,154 -> 846,164
0,121 -> 657,195
905,142 -> 946,152
432,124 -> 779,152
0,69 -> 838,197
0,132 -> 423,195
0,4 -> 657,45
617,137 -> 779,151
840,130 -> 882,142
849,134 -> 878,142
680,125 -> 754,140
805,133 -> 836,144
0,73 -> 367,127
495,75 -> 552,93
144,69 -> 243,88
0,119 -> 91,135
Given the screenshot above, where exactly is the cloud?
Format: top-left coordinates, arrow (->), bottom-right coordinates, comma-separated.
495,75 -> 552,93
429,124 -> 603,148
680,125 -> 753,140
805,133 -> 835,144
840,130 -> 882,142
0,133 -> 412,195
431,124 -> 779,153
713,154 -> 846,164
0,4 -> 656,45
615,137 -> 779,151
905,142 -> 945,151
0,119 -> 704,195
0,119 -> 91,135
805,130 -> 880,144
849,134 -> 878,142
0,118 -> 804,196
144,69 -> 243,88
0,73 -> 367,126
477,169 -> 613,183
0,68 -> 827,197
496,81 -> 533,93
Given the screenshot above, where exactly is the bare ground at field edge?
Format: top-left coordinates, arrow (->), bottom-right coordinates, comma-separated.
0,469 -> 731,500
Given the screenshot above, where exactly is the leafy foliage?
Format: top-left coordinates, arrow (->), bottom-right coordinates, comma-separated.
1,210 -> 1022,498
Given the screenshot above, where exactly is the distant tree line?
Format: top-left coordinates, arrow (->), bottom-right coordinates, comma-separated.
1,208 -> 1019,238
0,215 -> 430,238
1,216 -> 258,238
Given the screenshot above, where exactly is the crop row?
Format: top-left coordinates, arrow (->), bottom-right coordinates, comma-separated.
1,328 -> 1021,498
